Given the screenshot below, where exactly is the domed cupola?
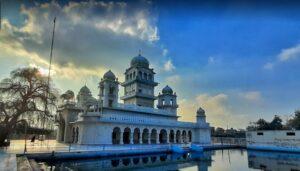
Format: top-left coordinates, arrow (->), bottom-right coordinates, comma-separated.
79,85 -> 91,95
162,85 -> 173,95
197,107 -> 206,117
99,70 -> 119,108
77,85 -> 96,109
103,70 -> 116,80
130,54 -> 149,68
157,85 -> 178,114
196,107 -> 206,124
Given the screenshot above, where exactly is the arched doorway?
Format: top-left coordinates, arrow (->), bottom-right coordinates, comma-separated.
142,128 -> 149,144
169,130 -> 174,143
159,129 -> 168,144
182,130 -> 187,143
151,129 -> 157,144
112,127 -> 121,144
188,130 -> 192,142
123,127 -> 131,144
176,130 -> 181,143
133,128 -> 140,144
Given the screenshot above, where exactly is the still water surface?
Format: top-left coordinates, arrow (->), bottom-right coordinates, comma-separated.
40,149 -> 300,171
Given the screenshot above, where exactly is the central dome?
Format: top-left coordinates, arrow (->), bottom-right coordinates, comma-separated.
130,54 -> 149,68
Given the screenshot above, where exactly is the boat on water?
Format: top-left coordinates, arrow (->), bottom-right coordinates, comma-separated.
246,130 -> 300,152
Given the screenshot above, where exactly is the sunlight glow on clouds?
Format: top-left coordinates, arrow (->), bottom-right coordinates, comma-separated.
178,93 -> 250,128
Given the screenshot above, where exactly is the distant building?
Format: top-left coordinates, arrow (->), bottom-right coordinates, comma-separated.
56,54 -> 211,145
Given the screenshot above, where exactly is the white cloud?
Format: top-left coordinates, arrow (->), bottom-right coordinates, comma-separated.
0,1 -> 164,79
264,43 -> 300,69
164,59 -> 175,71
278,43 -> 300,61
239,91 -> 262,103
166,75 -> 181,85
162,49 -> 168,56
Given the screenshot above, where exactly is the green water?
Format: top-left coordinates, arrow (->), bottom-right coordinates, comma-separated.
39,149 -> 300,171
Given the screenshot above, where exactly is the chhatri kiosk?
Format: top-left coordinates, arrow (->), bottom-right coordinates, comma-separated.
56,54 -> 211,146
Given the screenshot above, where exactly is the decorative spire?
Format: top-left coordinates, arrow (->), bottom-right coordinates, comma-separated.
138,49 -> 142,56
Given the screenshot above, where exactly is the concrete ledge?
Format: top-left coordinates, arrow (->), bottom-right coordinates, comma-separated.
22,147 -> 171,160
247,145 -> 300,153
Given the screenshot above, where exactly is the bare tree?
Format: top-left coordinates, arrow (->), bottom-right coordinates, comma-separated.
0,67 -> 57,146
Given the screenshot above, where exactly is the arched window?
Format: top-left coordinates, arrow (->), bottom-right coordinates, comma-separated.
151,156 -> 157,163
122,158 -> 131,166
176,130 -> 181,143
159,129 -> 168,144
123,127 -> 131,144
182,130 -> 187,143
72,127 -> 75,143
169,130 -> 174,143
139,71 -> 142,78
162,99 -> 165,105
142,128 -> 149,144
133,158 -> 139,165
142,157 -> 149,164
151,129 -> 157,144
133,71 -> 136,78
75,127 -> 79,143
133,128 -> 140,144
188,130 -> 192,142
112,127 -> 121,144
143,73 -> 147,80
111,159 -> 119,167
148,74 -> 152,80
109,86 -> 114,95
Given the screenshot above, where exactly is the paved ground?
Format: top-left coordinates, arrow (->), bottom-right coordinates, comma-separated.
0,153 -> 17,171
1,140 -> 68,154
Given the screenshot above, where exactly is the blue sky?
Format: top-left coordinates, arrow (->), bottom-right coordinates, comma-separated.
1,0 -> 300,129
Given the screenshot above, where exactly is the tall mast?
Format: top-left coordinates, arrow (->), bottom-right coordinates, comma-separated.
42,17 -> 56,132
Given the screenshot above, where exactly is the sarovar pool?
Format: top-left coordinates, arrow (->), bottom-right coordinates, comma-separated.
38,149 -> 300,171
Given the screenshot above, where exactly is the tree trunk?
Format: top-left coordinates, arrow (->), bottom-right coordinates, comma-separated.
0,118 -> 18,147
0,128 -> 10,147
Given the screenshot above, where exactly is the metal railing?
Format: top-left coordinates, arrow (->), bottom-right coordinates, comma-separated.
212,137 -> 246,146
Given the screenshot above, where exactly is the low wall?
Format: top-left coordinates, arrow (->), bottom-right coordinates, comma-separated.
246,130 -> 300,152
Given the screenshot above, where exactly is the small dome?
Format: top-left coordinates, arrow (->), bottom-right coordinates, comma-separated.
162,85 -> 173,94
103,70 -> 116,80
197,107 -> 206,117
130,54 -> 149,68
79,85 -> 91,94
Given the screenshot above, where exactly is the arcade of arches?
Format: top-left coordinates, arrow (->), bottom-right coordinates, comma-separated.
112,127 -> 192,144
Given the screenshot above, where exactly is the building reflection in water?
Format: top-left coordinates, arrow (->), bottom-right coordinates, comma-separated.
44,152 -> 213,171
248,150 -> 300,171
